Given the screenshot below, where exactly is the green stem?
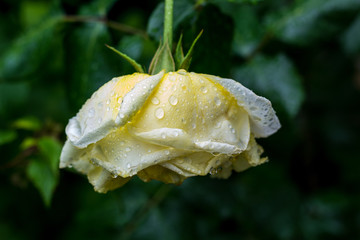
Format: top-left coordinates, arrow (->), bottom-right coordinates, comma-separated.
164,0 -> 174,49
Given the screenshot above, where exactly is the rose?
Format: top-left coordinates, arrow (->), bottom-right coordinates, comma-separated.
60,70 -> 280,193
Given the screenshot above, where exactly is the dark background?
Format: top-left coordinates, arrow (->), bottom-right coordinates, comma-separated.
0,0 -> 359,239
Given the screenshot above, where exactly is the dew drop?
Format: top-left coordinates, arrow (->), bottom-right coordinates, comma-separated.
127,163 -> 131,169
106,99 -> 111,105
88,107 -> 95,118
119,113 -> 125,119
120,141 -> 125,146
192,123 -> 196,129
209,167 -> 217,175
200,86 -> 208,93
214,97 -> 221,106
165,150 -> 170,155
106,107 -> 110,112
161,133 -> 166,139
169,95 -> 178,105
110,91 -> 115,97
155,107 -> 165,119
97,117 -> 102,124
125,147 -> 131,152
177,159 -> 184,164
151,97 -> 160,105
118,97 -> 123,104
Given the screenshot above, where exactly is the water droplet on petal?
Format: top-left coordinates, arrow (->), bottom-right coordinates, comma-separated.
192,123 -> 196,129
125,147 -> 131,152
127,163 -> 131,169
118,97 -> 123,104
161,133 -> 166,139
155,108 -> 165,119
151,97 -> 160,105
106,99 -> 111,105
177,159 -> 184,164
169,95 -> 178,105
106,107 -> 110,112
88,107 -> 95,118
165,150 -> 170,155
200,86 -> 208,93
97,117 -> 102,124
214,97 -> 221,106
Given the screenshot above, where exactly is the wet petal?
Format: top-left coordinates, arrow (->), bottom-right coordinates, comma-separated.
66,72 -> 160,148
204,74 -> 281,138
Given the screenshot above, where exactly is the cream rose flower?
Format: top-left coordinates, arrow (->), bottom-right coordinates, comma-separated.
60,70 -> 280,193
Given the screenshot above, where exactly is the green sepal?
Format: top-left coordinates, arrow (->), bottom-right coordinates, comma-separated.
175,34 -> 184,68
179,30 -> 203,70
149,41 -> 175,75
105,44 -> 145,73
148,40 -> 163,74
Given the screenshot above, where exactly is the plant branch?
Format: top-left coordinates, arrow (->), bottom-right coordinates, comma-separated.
63,15 -> 148,39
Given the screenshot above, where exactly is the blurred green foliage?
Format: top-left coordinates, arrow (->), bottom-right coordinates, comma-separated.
0,0 -> 360,239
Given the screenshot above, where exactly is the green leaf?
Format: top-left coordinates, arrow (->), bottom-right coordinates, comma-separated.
233,54 -> 305,117
217,4 -> 263,57
37,137 -> 62,172
12,116 -> 41,131
0,82 -> 29,117
27,137 -> 61,206
0,130 -> 17,146
20,0 -> 53,29
79,0 -> 118,15
0,12 -> 63,80
64,21 -> 122,110
192,4 -> 234,76
105,44 -> 144,73
272,0 -> 360,46
117,35 -> 144,61
209,0 -> 263,4
147,0 -> 195,40
342,14 -> 360,54
27,158 -> 57,207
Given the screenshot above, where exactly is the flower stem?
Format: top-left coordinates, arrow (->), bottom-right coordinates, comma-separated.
163,0 -> 174,49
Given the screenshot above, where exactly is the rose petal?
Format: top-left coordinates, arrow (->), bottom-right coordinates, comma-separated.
86,127 -> 190,178
137,165 -> 185,184
115,71 -> 164,125
87,166 -> 130,193
204,74 -> 281,138
232,135 -> 268,172
66,72 -> 163,148
131,71 -> 250,154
